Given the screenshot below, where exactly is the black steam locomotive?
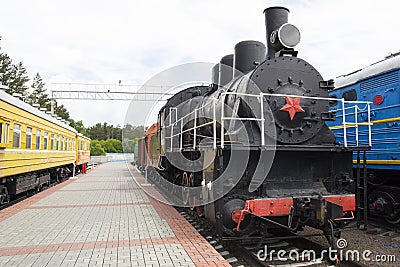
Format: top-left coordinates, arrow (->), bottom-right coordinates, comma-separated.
138,7 -> 371,247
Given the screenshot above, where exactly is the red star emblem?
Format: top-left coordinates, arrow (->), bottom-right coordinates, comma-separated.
280,96 -> 305,120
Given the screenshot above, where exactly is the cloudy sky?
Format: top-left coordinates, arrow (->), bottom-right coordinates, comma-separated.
1,0 -> 399,126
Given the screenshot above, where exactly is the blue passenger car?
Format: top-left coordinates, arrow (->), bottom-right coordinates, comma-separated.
329,52 -> 400,224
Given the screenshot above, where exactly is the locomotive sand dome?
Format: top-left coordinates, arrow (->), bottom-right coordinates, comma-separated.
137,6 -> 373,250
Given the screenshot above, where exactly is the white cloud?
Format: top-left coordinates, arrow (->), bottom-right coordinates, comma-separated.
1,0 -> 399,126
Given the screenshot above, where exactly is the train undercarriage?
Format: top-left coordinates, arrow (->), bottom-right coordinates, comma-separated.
141,145 -> 361,249
0,163 -> 74,205
366,171 -> 400,225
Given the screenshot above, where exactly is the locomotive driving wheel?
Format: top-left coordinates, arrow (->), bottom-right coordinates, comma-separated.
181,172 -> 189,205
181,172 -> 195,206
181,172 -> 203,215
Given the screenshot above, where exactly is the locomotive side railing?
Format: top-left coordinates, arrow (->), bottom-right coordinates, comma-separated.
166,99 -> 218,151
169,107 -> 178,150
163,92 -> 372,151
330,100 -> 373,147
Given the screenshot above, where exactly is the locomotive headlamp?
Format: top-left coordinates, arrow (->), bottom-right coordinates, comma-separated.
270,23 -> 301,50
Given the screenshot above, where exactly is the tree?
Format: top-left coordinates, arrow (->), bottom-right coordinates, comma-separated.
86,123 -> 123,141
124,139 -> 136,153
114,125 -> 122,140
90,139 -> 123,154
87,123 -> 105,140
0,38 -> 29,97
100,139 -> 117,153
54,103 -> 71,121
70,120 -> 88,136
90,140 -> 106,156
8,62 -> 30,97
108,139 -> 123,153
121,124 -> 145,153
27,73 -> 52,109
0,38 -> 29,96
0,51 -> 14,94
122,124 -> 145,140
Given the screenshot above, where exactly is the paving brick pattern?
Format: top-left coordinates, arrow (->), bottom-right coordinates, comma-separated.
0,162 -> 229,266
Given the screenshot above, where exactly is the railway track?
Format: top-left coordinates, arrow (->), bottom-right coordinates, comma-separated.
0,179 -> 64,211
177,207 -> 365,267
367,217 -> 400,234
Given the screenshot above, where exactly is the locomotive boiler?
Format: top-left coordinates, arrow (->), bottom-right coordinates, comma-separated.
139,6 -> 372,248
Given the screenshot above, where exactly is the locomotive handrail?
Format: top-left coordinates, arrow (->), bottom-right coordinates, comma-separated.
220,117 -> 263,121
367,103 -> 372,147
342,98 -> 348,147
330,101 -> 373,147
220,92 -> 269,148
173,100 -> 214,123
329,101 -> 372,146
330,103 -> 371,113
164,91 -> 373,151
355,106 -> 358,146
165,98 -> 218,150
331,106 -> 362,112
169,121 -> 214,137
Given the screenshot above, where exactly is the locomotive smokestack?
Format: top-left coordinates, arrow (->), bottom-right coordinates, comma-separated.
219,54 -> 234,86
265,7 -> 289,58
264,7 -> 300,58
233,41 -> 266,78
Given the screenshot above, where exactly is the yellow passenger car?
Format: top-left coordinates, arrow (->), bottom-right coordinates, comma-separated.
76,133 -> 90,173
0,89 -> 90,203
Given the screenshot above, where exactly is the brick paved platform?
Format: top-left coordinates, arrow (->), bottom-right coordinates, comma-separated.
0,162 -> 229,267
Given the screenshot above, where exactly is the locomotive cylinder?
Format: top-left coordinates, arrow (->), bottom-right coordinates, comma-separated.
233,41 -> 266,78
